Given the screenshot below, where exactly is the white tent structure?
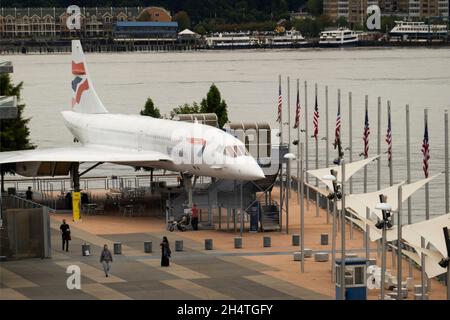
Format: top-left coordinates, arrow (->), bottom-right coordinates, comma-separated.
345,174 -> 441,239
178,29 -> 199,38
306,155 -> 380,191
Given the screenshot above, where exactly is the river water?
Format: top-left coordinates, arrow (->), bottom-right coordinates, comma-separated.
3,47 -> 450,222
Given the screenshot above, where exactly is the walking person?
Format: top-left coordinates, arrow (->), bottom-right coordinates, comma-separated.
160,236 -> 171,267
100,244 -> 113,277
60,219 -> 71,252
191,203 -> 199,231
25,186 -> 33,201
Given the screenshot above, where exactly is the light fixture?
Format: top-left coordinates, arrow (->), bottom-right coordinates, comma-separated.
322,174 -> 337,182
375,203 -> 392,212
438,258 -> 449,268
293,140 -> 299,145
284,153 -> 296,160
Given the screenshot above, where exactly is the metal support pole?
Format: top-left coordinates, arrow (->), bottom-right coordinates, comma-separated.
406,104 -> 413,278
287,76 -> 291,200
331,194 -> 337,282
364,96 -> 369,260
381,216 -> 387,300
340,159 -> 346,300
348,92 -> 353,240
300,143 -> 305,273
305,81 -> 309,209
325,86 -> 330,224
279,74 -> 283,233
240,182 -> 244,236
286,160 -> 290,234
297,79 -> 300,205
377,97 -> 382,259
445,110 -> 449,216
315,83 -> 319,218
397,185 -> 403,300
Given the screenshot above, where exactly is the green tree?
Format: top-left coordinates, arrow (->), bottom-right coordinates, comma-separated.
140,98 -> 161,118
336,16 -> 349,28
200,84 -> 229,128
0,74 -> 35,192
170,102 -> 201,118
306,0 -> 323,16
173,11 -> 191,30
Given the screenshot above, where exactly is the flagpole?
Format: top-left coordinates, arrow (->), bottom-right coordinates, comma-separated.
340,159 -> 346,300
348,91 -> 353,239
325,85 -> 330,224
445,110 -> 449,214
315,83 -> 319,218
300,142 -> 305,273
279,74 -> 283,233
364,95 -> 369,261
388,100 -> 395,274
377,97 -> 381,259
286,76 -> 291,234
397,184 -> 403,300
406,104 -> 413,279
422,108 -> 429,298
305,81 -> 309,210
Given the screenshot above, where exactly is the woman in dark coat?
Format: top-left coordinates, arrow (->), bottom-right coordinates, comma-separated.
160,236 -> 171,267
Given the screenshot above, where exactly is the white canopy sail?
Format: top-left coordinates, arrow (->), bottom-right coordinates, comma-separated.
402,213 -> 450,257
346,173 -> 441,221
307,155 -> 380,190
402,241 -> 447,278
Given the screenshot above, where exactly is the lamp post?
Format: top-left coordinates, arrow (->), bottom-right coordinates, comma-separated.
375,199 -> 394,300
439,227 -> 450,300
323,170 -> 342,288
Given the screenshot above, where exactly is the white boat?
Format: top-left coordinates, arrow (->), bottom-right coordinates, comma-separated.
205,32 -> 256,49
319,28 -> 359,46
389,21 -> 448,40
266,28 -> 308,47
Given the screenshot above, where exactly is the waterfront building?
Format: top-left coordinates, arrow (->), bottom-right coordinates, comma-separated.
0,6 -> 174,39
323,0 -> 449,23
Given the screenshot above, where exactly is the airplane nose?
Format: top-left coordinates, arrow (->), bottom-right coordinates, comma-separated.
245,160 -> 265,180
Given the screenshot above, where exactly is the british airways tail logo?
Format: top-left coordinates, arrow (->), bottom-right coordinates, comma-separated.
71,61 -> 89,107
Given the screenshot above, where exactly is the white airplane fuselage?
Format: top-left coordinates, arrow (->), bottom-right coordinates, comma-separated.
61,111 -> 265,180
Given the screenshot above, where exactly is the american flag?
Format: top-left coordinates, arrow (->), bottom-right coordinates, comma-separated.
294,87 -> 300,129
313,93 -> 319,139
386,111 -> 392,165
276,82 -> 282,123
363,108 -> 370,158
334,101 -> 341,149
421,119 -> 430,178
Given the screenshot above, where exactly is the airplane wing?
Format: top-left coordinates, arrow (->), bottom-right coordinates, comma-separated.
0,145 -> 174,177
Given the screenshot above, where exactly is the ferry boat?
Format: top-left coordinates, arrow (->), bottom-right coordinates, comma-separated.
389,21 -> 448,40
319,28 -> 359,46
266,28 -> 308,47
205,32 -> 256,49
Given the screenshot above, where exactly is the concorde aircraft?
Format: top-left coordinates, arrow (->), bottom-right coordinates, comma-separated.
0,40 -> 265,186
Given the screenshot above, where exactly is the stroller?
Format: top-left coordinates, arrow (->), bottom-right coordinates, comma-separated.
168,213 -> 191,232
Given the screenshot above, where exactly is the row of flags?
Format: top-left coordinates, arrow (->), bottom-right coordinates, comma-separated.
276,81 -> 430,178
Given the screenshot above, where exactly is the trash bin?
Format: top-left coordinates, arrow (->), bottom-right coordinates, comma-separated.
205,239 -> 213,250
335,258 -> 367,300
175,240 -> 183,251
249,202 -> 260,232
234,237 -> 242,249
113,242 -> 122,255
292,234 -> 300,246
144,241 -> 152,253
263,236 -> 271,247
82,243 -> 91,256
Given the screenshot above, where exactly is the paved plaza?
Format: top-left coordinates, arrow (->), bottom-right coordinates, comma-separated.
1,189 -> 447,300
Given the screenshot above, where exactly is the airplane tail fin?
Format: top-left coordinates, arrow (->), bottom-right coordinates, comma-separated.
71,40 -> 108,113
